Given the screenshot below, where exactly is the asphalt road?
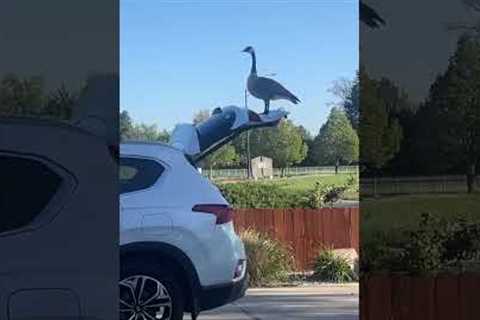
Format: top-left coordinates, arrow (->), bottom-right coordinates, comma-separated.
188,285 -> 359,320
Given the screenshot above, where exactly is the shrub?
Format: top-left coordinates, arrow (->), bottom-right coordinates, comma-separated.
312,249 -> 357,282
218,182 -> 303,208
240,229 -> 294,286
361,213 -> 480,274
218,175 -> 357,209
300,176 -> 358,208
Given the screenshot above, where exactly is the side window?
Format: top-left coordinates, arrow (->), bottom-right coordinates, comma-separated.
120,157 -> 164,194
0,155 -> 62,234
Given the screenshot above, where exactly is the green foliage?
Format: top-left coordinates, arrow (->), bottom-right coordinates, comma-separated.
361,212 -> 480,274
311,108 -> 359,166
0,74 -> 76,120
312,249 -> 356,283
201,143 -> 239,170
120,110 -> 170,142
301,175 -> 357,208
235,120 -> 308,173
422,35 -> 480,192
297,125 -> 316,166
359,69 -> 403,171
329,75 -> 359,130
218,175 -> 357,208
218,182 -> 303,208
240,229 -> 294,287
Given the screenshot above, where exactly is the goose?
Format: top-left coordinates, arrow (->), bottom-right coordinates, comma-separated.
360,2 -> 386,28
242,46 -> 300,114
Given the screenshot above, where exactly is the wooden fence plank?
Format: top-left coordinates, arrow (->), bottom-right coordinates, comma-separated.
410,276 -> 435,320
361,273 -> 480,319
459,273 -> 480,320
367,275 -> 392,320
436,275 -> 460,320
233,208 -> 359,271
391,275 -> 412,320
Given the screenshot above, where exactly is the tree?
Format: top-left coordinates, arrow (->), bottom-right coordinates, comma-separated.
359,69 -> 403,175
120,110 -> 169,142
312,108 -> 359,173
120,110 -> 134,140
44,84 -> 76,120
0,74 -> 78,120
425,35 -> 480,192
201,143 -> 239,176
193,109 -> 211,124
330,75 -> 360,130
247,120 -> 308,176
0,74 -> 44,117
297,125 -> 316,166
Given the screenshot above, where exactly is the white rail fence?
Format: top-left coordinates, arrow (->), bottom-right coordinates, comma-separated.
361,175 -> 480,196
202,166 -> 359,180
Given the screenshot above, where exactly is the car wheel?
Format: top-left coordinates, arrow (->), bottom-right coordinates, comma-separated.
120,259 -> 184,320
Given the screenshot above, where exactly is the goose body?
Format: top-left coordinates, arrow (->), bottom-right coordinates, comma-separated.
242,46 -> 300,114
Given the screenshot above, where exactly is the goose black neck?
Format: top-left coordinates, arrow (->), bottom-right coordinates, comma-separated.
250,51 -> 257,74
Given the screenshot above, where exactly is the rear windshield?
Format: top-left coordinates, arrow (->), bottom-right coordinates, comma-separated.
120,157 -> 164,194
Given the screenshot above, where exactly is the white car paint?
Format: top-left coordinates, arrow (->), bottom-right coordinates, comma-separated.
120,141 -> 247,286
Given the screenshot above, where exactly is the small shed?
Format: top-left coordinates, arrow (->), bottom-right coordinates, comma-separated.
251,156 -> 273,180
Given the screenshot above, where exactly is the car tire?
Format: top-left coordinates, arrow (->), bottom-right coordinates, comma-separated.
120,257 -> 185,320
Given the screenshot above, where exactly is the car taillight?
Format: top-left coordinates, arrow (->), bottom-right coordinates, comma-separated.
192,204 -> 233,224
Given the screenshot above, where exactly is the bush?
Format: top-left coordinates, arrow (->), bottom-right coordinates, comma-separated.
361,213 -> 480,274
240,229 -> 294,286
218,182 -> 303,208
218,175 -> 357,208
312,249 -> 357,282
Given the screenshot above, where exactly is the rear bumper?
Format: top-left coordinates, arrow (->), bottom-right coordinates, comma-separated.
198,274 -> 248,311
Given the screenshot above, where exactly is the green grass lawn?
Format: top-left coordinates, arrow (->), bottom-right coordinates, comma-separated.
362,193 -> 480,242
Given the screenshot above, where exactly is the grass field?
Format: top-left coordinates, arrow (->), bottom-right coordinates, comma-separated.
362,193 -> 480,242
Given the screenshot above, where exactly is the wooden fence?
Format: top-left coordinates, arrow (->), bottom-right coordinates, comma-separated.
361,274 -> 480,319
233,208 -> 359,271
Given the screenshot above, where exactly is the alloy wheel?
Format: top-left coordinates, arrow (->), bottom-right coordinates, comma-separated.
120,275 -> 173,320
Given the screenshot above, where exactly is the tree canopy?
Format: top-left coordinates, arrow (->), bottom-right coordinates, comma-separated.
312,107 -> 359,166
246,120 -> 308,173
359,69 -> 403,172
120,110 -> 169,142
421,35 -> 480,192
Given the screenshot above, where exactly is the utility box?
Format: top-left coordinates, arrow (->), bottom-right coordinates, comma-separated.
251,156 -> 273,180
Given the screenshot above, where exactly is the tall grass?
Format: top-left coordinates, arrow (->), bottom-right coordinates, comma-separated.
240,229 -> 294,286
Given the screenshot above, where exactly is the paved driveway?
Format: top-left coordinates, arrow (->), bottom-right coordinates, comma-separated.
188,285 -> 359,320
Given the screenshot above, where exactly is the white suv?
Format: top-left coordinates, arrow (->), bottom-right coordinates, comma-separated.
119,106 -> 287,320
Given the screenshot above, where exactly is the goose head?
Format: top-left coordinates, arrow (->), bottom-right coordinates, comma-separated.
242,46 -> 254,54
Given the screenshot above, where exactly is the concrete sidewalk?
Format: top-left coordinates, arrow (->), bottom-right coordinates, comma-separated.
188,284 -> 359,320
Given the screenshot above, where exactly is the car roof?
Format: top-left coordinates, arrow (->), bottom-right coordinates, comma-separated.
0,116 -> 102,140
120,140 -> 187,161
0,116 -> 86,132
121,140 -> 178,150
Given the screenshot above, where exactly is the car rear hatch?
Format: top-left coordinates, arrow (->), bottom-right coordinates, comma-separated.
169,106 -> 288,163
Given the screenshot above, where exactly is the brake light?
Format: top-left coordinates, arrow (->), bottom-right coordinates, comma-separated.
192,204 -> 233,224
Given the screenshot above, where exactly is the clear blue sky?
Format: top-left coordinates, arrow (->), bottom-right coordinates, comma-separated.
121,0 -> 358,134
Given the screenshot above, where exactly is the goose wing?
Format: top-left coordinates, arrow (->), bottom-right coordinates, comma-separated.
360,2 -> 386,28
254,76 -> 300,104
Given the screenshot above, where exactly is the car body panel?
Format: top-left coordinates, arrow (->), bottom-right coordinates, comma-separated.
120,141 -> 245,288
0,119 -> 118,320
